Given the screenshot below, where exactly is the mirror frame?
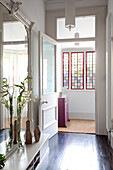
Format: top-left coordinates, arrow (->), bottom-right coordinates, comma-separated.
0,0 -> 34,150
0,0 -> 34,120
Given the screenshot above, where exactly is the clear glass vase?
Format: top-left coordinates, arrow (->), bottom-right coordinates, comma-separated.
17,101 -> 23,151
5,108 -> 13,153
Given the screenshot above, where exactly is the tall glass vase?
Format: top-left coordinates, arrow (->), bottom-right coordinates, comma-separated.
17,97 -> 23,150
5,96 -> 13,152
5,108 -> 10,153
9,95 -> 13,147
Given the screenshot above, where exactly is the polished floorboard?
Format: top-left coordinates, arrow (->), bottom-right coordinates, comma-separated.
39,132 -> 113,170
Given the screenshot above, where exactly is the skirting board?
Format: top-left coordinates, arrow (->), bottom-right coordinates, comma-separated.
69,112 -> 95,120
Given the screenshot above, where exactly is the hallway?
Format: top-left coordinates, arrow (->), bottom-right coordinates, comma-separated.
39,132 -> 113,170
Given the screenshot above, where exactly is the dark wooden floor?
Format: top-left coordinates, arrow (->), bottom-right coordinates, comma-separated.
39,132 -> 113,170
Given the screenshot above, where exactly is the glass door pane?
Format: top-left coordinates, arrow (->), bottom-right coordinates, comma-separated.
43,38 -> 55,94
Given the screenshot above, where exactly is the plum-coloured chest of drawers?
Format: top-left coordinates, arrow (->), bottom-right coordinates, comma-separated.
58,96 -> 69,127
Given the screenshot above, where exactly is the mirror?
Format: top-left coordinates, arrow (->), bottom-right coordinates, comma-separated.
0,2 -> 29,156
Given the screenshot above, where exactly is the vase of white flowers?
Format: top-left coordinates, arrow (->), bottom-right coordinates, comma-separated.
14,76 -> 38,150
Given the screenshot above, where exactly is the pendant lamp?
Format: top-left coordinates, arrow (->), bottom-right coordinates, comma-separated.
65,0 -> 75,31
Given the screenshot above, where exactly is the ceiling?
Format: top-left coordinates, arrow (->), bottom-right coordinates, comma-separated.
45,0 -> 65,2
45,0 -> 107,3
45,0 -> 108,10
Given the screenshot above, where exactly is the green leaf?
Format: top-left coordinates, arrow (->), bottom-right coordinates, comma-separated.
25,80 -> 28,84
3,85 -> 9,88
21,82 -> 24,85
14,84 -> 20,87
0,90 -> 8,93
2,81 -> 6,84
14,84 -> 23,88
0,154 -> 6,166
28,77 -> 32,80
2,93 -> 8,97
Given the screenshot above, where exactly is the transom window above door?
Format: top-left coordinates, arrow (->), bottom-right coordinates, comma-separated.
57,16 -> 95,39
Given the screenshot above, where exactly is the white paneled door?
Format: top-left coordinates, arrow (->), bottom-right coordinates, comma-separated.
39,32 -> 58,138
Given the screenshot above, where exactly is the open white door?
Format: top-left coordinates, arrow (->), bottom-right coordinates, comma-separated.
39,31 -> 58,138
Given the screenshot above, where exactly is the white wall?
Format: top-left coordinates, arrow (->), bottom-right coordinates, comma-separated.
16,0 -> 45,32
67,91 -> 95,120
46,6 -> 107,135
18,0 -> 45,127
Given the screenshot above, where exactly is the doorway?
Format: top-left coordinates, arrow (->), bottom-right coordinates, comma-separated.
57,16 -> 96,134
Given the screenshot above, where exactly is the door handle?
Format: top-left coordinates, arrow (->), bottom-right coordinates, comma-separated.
42,101 -> 48,104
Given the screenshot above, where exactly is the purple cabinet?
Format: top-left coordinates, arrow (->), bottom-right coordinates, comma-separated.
58,96 -> 69,127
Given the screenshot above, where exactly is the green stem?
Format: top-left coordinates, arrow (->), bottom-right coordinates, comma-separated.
17,96 -> 23,148
9,95 -> 13,147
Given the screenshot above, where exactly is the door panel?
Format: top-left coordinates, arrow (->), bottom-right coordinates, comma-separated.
39,32 -> 58,138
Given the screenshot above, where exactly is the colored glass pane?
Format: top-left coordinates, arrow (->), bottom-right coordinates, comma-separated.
86,52 -> 96,89
71,52 -> 84,90
63,53 -> 69,89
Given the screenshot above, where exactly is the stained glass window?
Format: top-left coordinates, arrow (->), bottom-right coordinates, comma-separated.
86,51 -> 96,89
63,52 -> 69,89
71,52 -> 84,90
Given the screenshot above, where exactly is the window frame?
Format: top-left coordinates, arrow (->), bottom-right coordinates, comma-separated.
71,52 -> 84,90
63,52 -> 69,89
86,51 -> 95,90
57,16 -> 96,40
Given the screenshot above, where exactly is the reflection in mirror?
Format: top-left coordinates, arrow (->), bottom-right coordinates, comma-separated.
0,3 -> 28,155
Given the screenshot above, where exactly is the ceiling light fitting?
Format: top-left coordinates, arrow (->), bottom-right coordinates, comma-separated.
75,32 -> 79,46
65,0 -> 75,31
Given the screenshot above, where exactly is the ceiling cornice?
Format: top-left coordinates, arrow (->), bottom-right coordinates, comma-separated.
45,0 -> 65,3
45,0 -> 108,11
